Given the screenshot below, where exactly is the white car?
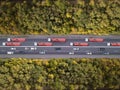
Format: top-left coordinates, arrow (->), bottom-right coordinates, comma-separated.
104,52 -> 109,55
7,51 -> 14,55
48,38 -> 51,42
25,47 -> 29,50
31,47 -> 37,50
39,51 -> 46,54
69,52 -> 74,55
86,52 -> 92,55
73,48 -> 79,51
11,47 -> 16,50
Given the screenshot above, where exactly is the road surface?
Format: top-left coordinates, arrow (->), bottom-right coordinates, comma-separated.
0,35 -> 120,58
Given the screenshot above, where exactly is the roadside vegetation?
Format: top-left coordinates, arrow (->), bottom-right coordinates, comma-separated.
0,0 -> 120,35
0,58 -> 120,90
0,1 -> 120,90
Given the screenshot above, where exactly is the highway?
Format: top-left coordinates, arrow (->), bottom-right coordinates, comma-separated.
0,35 -> 120,58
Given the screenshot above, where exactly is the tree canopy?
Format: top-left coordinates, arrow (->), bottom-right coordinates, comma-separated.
0,0 -> 120,35
0,58 -> 120,90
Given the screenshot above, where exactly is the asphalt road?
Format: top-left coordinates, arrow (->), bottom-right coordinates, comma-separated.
0,35 -> 120,58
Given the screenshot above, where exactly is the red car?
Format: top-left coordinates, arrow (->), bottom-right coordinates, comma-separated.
48,38 -> 66,42
8,38 -> 26,42
6,42 -> 21,46
37,42 -> 52,46
73,42 -> 89,46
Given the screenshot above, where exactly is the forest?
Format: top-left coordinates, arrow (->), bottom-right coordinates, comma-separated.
0,58 -> 120,90
0,0 -> 120,35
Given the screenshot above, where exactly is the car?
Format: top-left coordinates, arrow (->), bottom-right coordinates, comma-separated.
25,47 -> 29,50
37,42 -> 52,46
85,38 -> 104,42
48,38 -> 66,42
39,51 -> 46,54
7,38 -> 26,42
69,51 -> 74,55
86,52 -> 92,55
3,42 -> 21,46
7,51 -> 14,55
104,52 -> 109,55
55,47 -> 61,50
99,48 -> 105,51
73,47 -> 79,51
31,47 -> 37,50
11,47 -> 16,50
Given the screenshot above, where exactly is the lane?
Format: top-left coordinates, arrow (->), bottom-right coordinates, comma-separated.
1,55 -> 120,58
1,37 -> 120,46
0,46 -> 120,54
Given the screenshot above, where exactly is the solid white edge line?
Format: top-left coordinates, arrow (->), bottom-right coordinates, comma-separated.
0,46 -> 120,48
